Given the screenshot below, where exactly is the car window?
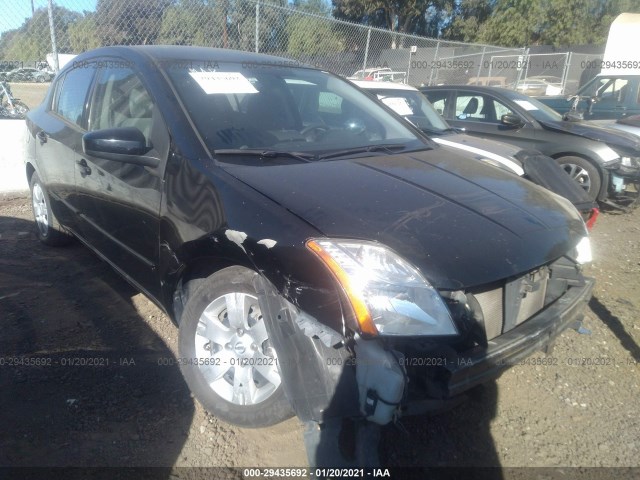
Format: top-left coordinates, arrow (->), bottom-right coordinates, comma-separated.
90,66 -> 154,144
54,66 -> 95,127
423,91 -> 449,116
583,77 -> 629,104
166,64 -> 424,156
455,94 -> 488,121
492,99 -> 515,121
367,88 -> 450,133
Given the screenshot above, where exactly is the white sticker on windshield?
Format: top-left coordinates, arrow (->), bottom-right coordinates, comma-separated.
514,99 -> 538,111
379,96 -> 413,116
189,71 -> 258,94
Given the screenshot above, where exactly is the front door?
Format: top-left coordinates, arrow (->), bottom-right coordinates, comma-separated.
76,62 -> 167,298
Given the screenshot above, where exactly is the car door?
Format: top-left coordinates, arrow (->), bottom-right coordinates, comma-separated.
440,90 -> 541,151
76,62 -> 167,298
33,64 -> 96,230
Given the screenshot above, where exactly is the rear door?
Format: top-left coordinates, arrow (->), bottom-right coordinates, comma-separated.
75,60 -> 167,298
33,64 -> 96,230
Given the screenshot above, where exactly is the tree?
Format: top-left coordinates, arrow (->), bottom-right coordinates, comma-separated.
158,0 -> 219,46
95,0 -> 172,46
0,6 -> 80,61
332,0 -> 452,46
287,6 -> 345,56
475,0 -> 544,47
68,15 -> 102,52
442,0 -> 493,42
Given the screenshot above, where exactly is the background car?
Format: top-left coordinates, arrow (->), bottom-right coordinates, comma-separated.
537,74 -> 640,120
26,47 -> 594,466
422,85 -> 640,206
511,76 -> 563,96
353,79 -> 598,225
5,67 -> 52,83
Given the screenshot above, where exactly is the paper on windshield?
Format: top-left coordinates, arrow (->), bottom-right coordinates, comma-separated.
189,71 -> 258,94
514,99 -> 538,111
379,96 -> 413,116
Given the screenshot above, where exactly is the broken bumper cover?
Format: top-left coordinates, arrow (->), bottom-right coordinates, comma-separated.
444,277 -> 595,398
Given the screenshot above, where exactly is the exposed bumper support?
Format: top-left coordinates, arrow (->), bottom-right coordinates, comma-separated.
444,278 -> 595,398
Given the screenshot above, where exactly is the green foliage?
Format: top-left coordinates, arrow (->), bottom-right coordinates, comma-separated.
96,0 -> 171,46
287,13 -> 345,56
68,16 -> 102,53
0,6 -> 80,61
157,0 -> 219,46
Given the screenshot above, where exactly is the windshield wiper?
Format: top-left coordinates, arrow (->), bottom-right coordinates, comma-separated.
214,149 -> 315,163
317,143 -> 410,160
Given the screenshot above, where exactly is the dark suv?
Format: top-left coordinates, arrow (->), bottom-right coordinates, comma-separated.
25,46 -> 594,444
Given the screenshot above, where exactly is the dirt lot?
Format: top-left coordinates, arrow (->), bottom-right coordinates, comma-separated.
0,193 -> 638,476
8,82 -> 49,111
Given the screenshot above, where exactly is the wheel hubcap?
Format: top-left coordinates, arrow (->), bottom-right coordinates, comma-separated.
32,183 -> 49,236
195,292 -> 280,406
562,163 -> 591,192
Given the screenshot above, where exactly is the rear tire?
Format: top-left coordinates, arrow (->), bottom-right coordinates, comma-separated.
178,266 -> 293,427
29,172 -> 72,246
555,156 -> 601,201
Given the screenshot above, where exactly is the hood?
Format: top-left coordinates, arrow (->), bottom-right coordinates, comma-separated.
538,119 -> 640,156
222,149 -> 586,290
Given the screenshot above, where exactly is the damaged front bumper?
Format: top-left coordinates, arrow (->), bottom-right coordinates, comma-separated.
443,277 -> 595,398
255,271 -> 595,425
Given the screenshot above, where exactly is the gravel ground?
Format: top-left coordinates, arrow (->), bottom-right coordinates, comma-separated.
1,194 -> 639,475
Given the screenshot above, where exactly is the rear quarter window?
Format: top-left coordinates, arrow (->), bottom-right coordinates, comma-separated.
53,65 -> 95,127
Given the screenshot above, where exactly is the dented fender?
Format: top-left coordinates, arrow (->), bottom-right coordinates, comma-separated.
254,274 -> 360,422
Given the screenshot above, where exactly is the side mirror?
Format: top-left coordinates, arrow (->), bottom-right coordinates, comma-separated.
563,111 -> 584,122
83,127 -> 159,167
501,113 -> 524,127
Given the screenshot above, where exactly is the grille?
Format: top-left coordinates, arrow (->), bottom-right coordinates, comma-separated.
474,287 -> 504,340
470,267 -> 549,341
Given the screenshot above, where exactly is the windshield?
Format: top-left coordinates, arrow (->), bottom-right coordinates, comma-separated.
165,62 -> 426,158
504,92 -> 564,122
365,88 -> 451,134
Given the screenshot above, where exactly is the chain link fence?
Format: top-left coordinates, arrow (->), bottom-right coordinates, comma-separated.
0,0 -> 602,94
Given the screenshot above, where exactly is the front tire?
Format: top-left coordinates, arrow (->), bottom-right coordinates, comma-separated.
29,172 -> 72,246
555,156 -> 602,201
178,266 -> 293,427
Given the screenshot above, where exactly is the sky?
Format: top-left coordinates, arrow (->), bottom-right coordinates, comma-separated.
1,0 -> 97,34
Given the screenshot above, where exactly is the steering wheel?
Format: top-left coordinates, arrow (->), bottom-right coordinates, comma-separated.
300,124 -> 329,142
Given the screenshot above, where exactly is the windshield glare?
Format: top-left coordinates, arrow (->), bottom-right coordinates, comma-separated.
166,62 -> 425,157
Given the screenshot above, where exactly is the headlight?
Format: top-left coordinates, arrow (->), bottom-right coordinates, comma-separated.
306,239 -> 458,337
575,236 -> 593,264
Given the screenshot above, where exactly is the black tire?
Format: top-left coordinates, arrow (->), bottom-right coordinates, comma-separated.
555,156 -> 602,201
29,172 -> 72,246
178,266 -> 294,428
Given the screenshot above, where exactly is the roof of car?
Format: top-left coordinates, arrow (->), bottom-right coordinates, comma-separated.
351,80 -> 418,91
72,45 -> 310,68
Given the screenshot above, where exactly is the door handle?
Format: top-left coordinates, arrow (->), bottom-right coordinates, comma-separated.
76,158 -> 92,177
36,131 -> 48,145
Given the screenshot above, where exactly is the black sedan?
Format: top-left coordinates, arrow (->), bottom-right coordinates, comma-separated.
25,46 -> 593,462
421,85 -> 640,206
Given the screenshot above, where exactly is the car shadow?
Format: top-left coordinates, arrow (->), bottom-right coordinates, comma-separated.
589,296 -> 640,363
304,364 -> 502,476
0,215 -> 194,469
379,381 -> 502,474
